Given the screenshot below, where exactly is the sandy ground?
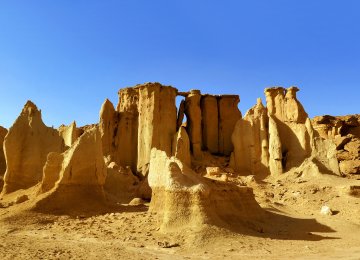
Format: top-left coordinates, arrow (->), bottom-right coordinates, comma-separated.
1,172 -> 360,260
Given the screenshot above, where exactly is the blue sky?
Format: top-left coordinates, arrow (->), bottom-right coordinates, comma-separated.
0,1 -> 359,128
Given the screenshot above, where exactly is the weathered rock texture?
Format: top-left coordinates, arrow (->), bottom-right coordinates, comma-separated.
104,160 -> 139,204
172,126 -> 191,167
230,87 -> 340,177
230,98 -> 269,175
99,83 -> 178,178
218,95 -> 242,156
201,95 -> 219,154
312,115 -> 360,175
137,83 -> 178,176
2,101 -> 64,194
265,87 -> 313,174
148,149 -> 263,231
58,121 -> 81,147
36,126 -> 107,211
185,90 -> 203,159
0,126 -> 7,176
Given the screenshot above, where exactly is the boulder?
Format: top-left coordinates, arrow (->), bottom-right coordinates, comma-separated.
339,160 -> 360,175
2,101 -> 64,194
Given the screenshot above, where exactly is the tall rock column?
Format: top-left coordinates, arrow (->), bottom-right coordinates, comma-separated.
218,95 -> 242,156
185,90 -> 203,159
201,95 -> 219,154
117,87 -> 139,173
137,83 -> 177,176
99,99 -> 117,160
265,87 -> 313,173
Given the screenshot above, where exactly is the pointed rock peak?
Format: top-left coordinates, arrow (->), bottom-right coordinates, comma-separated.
22,100 -> 39,113
100,98 -> 115,116
256,98 -> 265,108
71,120 -> 77,127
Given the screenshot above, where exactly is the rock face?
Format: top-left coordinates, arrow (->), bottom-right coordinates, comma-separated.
265,87 -> 312,174
312,115 -> 360,175
99,89 -> 139,174
230,99 -> 269,176
201,95 -> 219,154
172,126 -> 191,167
58,121 -> 81,147
0,126 -> 7,176
36,126 -> 107,211
2,101 -> 64,194
116,88 -> 139,172
148,149 -> 263,231
137,83 -> 178,176
230,87 -> 340,177
312,115 -> 360,139
104,160 -> 139,204
218,95 -> 242,156
185,90 -> 203,159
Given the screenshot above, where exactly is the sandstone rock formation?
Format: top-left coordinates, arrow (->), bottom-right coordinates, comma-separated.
148,149 -> 263,231
230,87 -> 340,177
265,87 -> 313,174
185,90 -> 203,159
218,95 -> 242,156
312,115 -> 360,175
0,126 -> 7,176
230,98 -> 269,176
58,121 -> 81,147
36,126 -> 107,211
172,126 -> 191,167
2,101 -> 64,194
137,83 -> 177,176
201,95 -> 219,154
104,160 -> 139,204
312,115 -> 360,139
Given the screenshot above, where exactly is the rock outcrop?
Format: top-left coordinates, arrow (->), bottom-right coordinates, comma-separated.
104,160 -> 139,204
312,115 -> 360,175
58,121 -> 81,147
172,126 -> 191,167
201,95 -> 219,154
230,98 -> 269,175
265,87 -> 312,174
218,95 -> 242,156
36,126 -> 107,211
0,126 -> 7,176
136,83 -> 178,176
148,149 -> 263,231
2,101 -> 64,194
185,90 -> 203,159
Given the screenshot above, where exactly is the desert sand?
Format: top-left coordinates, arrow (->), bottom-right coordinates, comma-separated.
0,83 -> 359,259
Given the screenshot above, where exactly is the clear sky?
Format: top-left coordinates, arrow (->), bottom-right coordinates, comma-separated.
0,1 -> 359,128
